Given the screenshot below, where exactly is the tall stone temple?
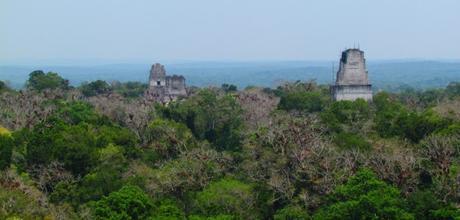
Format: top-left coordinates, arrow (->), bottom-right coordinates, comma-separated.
144,63 -> 187,103
331,48 -> 373,101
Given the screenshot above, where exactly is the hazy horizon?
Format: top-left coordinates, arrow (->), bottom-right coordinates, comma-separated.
1,0 -> 459,64
2,60 -> 460,92
2,58 -> 460,67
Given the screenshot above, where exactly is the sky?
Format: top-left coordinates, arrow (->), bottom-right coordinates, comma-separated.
1,0 -> 459,64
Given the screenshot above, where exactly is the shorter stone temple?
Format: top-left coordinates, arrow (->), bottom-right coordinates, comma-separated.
331,48 -> 373,101
144,63 -> 187,103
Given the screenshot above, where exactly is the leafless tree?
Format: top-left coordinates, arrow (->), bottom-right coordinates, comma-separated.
86,93 -> 154,140
419,135 -> 459,203
236,88 -> 280,131
28,161 -> 75,195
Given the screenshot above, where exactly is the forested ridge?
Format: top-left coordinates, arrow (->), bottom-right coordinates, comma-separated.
0,71 -> 459,219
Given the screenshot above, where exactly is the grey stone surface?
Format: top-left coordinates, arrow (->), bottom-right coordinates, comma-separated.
149,63 -> 167,87
332,49 -> 372,101
145,63 -> 187,103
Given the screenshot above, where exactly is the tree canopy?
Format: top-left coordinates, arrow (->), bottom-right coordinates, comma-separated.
26,70 -> 70,91
0,81 -> 459,219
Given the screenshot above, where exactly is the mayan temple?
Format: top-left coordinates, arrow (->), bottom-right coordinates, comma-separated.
144,63 -> 187,103
331,48 -> 373,101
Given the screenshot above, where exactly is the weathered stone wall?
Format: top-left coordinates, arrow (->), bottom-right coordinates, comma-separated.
166,75 -> 187,96
332,49 -> 372,101
336,49 -> 369,85
149,63 -> 166,87
332,85 -> 373,101
145,63 -> 187,103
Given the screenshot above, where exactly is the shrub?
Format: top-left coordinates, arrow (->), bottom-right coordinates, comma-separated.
0,187 -> 49,219
313,169 -> 414,219
0,134 -> 14,170
91,185 -> 154,220
446,82 -> 460,98
80,80 -> 112,97
151,199 -> 186,220
145,118 -> 196,160
26,70 -> 69,91
407,190 -> 448,220
0,126 -> 10,136
279,91 -> 325,112
321,99 -> 370,133
157,89 -> 243,151
194,178 -> 260,219
0,81 -> 13,93
334,132 -> 372,151
394,110 -> 450,143
221,84 -> 237,93
374,92 -> 451,142
274,205 -> 309,220
112,81 -> 148,98
55,101 -> 105,125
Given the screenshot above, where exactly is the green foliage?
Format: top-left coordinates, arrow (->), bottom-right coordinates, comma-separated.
446,81 -> 460,98
0,186 -> 48,219
418,89 -> 445,106
313,169 -> 414,220
221,84 -> 237,93
406,190 -> 460,220
21,102 -> 138,176
75,145 -> 127,203
26,70 -> 69,91
431,205 -> 460,220
394,110 -> 450,142
374,92 -> 405,137
91,185 -> 154,220
0,81 -> 7,91
24,121 -> 98,175
96,125 -> 140,158
189,215 -> 236,220
279,91 -> 326,112
398,87 -> 445,108
49,180 -> 79,205
157,89 -> 243,151
0,134 -> 14,170
194,178 -> 260,219
54,125 -> 100,175
321,99 -> 370,132
0,126 -> 10,136
112,81 -> 148,98
19,118 -> 64,166
145,118 -> 197,160
143,148 -> 230,197
334,132 -> 371,151
276,81 -> 330,113
80,80 -> 112,97
374,92 -> 451,142
2,79 -> 460,219
55,101 -> 106,125
150,199 -> 186,220
274,205 -> 309,220
437,122 -> 460,136
0,80 -> 13,93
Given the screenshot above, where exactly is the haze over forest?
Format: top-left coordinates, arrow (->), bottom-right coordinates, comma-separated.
1,60 -> 460,91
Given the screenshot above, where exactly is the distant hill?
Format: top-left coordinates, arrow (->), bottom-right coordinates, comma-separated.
1,60 -> 460,91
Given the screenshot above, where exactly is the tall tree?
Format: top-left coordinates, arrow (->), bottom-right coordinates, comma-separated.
26,70 -> 69,91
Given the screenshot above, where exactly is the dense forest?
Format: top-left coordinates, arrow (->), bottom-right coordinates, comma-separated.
0,70 -> 459,219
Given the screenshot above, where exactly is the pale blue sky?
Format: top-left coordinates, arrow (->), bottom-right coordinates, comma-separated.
1,0 -> 459,64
